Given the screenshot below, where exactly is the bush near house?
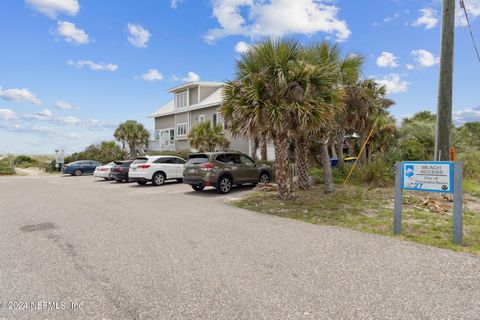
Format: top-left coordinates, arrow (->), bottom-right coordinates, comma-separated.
64,141 -> 127,165
0,157 -> 15,175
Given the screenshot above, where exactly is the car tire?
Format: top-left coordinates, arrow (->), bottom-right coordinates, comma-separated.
136,181 -> 147,185
152,172 -> 166,186
217,175 -> 232,194
103,178 -> 109,180
259,172 -> 270,184
73,169 -> 82,176
191,184 -> 205,191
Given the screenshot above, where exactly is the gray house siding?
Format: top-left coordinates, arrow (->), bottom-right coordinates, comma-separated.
189,87 -> 199,105
155,115 -> 175,130
199,86 -> 217,101
190,105 -> 218,127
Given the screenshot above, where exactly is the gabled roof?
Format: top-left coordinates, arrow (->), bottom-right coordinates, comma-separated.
168,81 -> 224,93
149,86 -> 224,118
149,100 -> 174,118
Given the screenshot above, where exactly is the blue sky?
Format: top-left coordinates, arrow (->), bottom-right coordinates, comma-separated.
1,0 -> 479,154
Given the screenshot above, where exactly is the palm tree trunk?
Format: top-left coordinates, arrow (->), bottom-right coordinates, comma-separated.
336,141 -> 345,169
358,119 -> 367,164
295,134 -> 311,190
260,136 -> 268,161
320,139 -> 335,193
251,137 -> 259,160
273,132 -> 295,200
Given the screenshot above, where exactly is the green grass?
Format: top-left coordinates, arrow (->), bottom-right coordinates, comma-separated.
465,179 -> 480,197
0,157 -> 15,175
230,184 -> 480,255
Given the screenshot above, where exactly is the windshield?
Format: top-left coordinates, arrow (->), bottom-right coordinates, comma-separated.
186,154 -> 209,165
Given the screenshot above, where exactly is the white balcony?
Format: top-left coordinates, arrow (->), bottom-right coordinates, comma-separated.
147,140 -> 175,152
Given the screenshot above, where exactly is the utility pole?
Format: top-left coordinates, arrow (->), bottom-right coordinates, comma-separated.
434,0 -> 455,161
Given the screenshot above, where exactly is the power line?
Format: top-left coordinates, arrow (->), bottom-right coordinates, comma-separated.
460,0 -> 480,64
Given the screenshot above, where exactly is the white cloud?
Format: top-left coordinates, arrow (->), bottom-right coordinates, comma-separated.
372,12 -> 401,26
376,51 -> 399,68
411,49 -> 439,68
182,72 -> 200,82
375,73 -> 409,94
205,0 -> 351,43
235,41 -> 250,53
0,87 -> 42,105
56,21 -> 89,45
141,69 -> 164,81
413,8 -> 438,30
453,106 -> 480,125
37,109 -> 53,118
170,0 -> 183,9
406,64 -> 415,70
56,116 -> 80,125
85,119 -> 116,131
26,0 -> 79,19
456,0 -> 480,27
55,100 -> 78,110
67,60 -> 118,71
0,108 -> 15,120
127,23 -> 151,48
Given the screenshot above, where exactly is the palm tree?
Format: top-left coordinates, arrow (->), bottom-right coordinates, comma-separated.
222,39 -> 306,200
114,120 -> 150,157
188,120 -> 230,152
345,80 -> 394,164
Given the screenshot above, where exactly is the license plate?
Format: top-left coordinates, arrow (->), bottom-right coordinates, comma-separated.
188,168 -> 196,173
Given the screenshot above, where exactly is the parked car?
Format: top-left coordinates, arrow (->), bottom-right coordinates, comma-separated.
183,151 -> 273,194
94,162 -> 115,180
62,160 -> 102,176
129,156 -> 186,186
109,160 -> 134,182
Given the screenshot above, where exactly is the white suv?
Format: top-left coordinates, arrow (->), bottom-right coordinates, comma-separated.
129,156 -> 186,186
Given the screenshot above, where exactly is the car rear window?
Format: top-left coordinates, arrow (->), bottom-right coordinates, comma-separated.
133,158 -> 148,164
187,154 -> 209,165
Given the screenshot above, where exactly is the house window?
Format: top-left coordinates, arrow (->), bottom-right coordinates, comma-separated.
176,123 -> 187,136
198,114 -> 205,123
213,114 -> 217,126
159,128 -> 175,145
175,91 -> 188,108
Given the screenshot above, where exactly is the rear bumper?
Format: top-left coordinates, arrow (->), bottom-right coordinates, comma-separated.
183,177 -> 216,187
110,172 -> 128,180
129,177 -> 149,182
94,171 -> 110,178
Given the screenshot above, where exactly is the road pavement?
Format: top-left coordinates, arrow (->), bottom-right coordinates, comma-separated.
0,175 -> 479,319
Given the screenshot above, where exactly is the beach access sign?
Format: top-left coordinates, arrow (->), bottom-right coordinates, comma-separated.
402,161 -> 453,193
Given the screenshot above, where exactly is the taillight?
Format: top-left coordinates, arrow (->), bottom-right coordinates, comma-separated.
137,164 -> 150,169
200,162 -> 215,171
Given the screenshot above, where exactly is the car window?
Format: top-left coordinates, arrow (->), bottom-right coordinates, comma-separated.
133,158 -> 148,164
215,154 -> 227,163
154,157 -> 172,164
240,155 -> 255,166
226,154 -> 241,164
121,161 -> 133,167
173,158 -> 186,164
187,154 -> 209,165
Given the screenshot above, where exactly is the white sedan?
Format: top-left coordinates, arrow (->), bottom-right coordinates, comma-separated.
129,156 -> 186,186
93,162 -> 115,180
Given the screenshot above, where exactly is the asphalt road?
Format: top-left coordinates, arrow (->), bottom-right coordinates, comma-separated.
0,175 -> 479,320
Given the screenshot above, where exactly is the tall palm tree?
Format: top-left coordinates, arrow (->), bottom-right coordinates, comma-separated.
345,80 -> 394,164
222,38 -> 306,200
114,120 -> 150,157
188,120 -> 230,152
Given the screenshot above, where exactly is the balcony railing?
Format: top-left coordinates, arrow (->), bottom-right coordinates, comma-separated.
147,140 -> 175,152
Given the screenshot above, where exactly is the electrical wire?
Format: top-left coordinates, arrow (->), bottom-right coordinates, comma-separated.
460,0 -> 480,64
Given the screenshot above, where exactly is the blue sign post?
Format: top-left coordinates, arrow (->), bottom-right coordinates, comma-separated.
394,161 -> 463,244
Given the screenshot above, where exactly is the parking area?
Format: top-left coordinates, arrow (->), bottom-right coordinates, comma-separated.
1,175 -> 480,319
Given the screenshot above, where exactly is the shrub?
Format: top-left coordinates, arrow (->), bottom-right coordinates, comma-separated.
310,166 -> 350,184
458,151 -> 480,180
352,158 -> 394,187
0,157 -> 15,175
13,155 -> 39,168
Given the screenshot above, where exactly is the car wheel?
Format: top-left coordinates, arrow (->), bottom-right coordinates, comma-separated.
73,169 -> 82,176
152,172 -> 166,186
191,184 -> 205,191
136,181 -> 147,185
259,172 -> 270,184
217,176 -> 232,194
